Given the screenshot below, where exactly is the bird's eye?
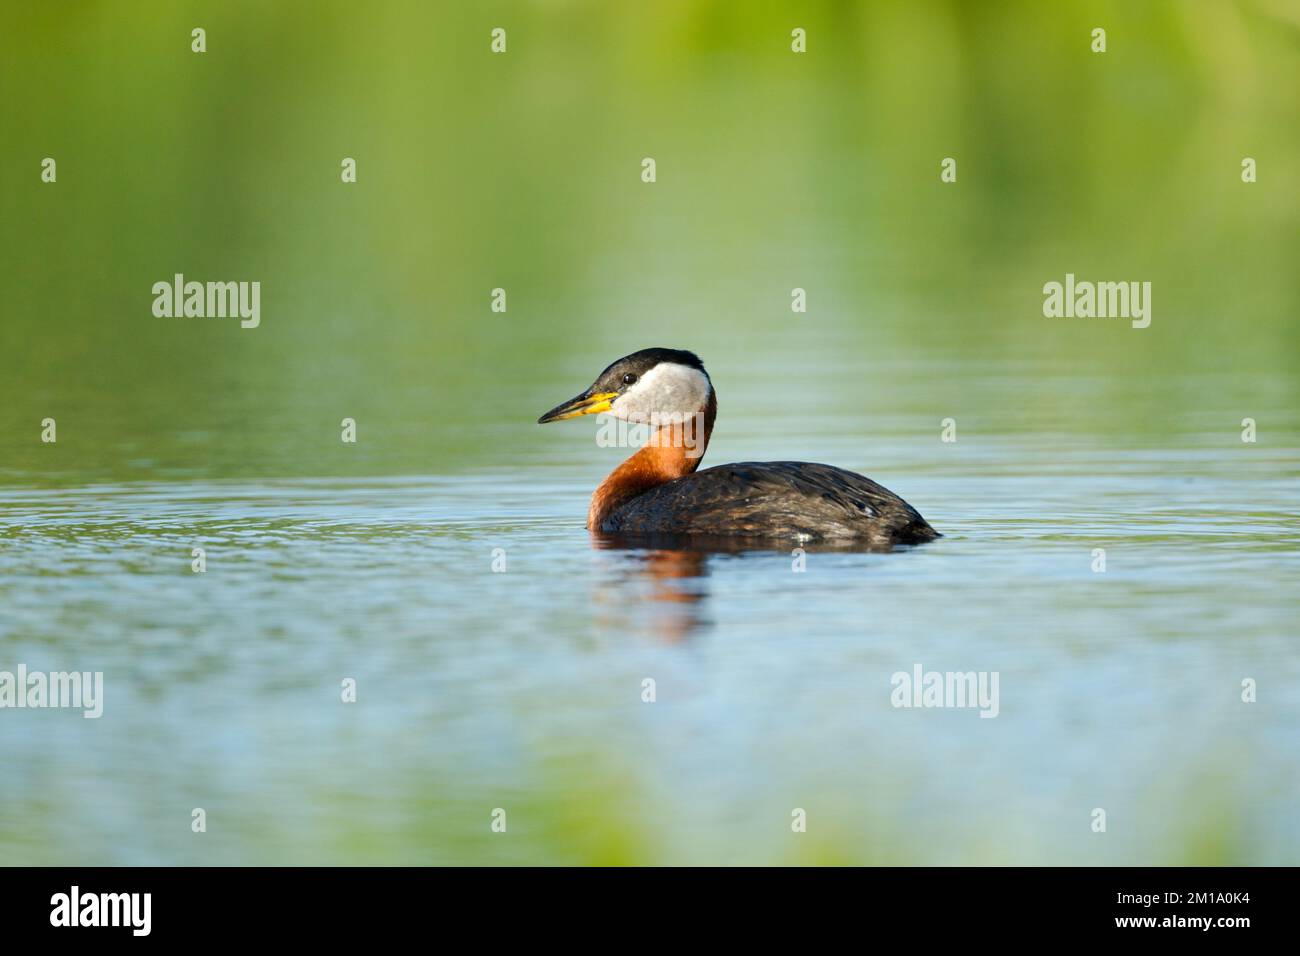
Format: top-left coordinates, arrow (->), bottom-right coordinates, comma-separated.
622,373 -> 637,385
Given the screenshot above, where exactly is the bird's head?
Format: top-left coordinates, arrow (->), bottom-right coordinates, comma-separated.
537,348 -> 712,426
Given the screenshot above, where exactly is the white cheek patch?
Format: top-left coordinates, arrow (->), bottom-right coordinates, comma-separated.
612,363 -> 711,424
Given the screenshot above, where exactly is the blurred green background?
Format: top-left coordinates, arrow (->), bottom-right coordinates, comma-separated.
3,0 -> 1297,482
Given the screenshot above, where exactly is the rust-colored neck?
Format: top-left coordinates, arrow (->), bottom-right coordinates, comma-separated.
587,391 -> 717,531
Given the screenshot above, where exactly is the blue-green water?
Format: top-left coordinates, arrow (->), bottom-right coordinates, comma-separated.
3,357 -> 1297,864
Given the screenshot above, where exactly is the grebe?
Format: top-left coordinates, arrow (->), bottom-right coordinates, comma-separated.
538,348 -> 939,548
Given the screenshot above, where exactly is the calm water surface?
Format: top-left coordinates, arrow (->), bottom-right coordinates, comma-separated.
2,359 -> 1296,865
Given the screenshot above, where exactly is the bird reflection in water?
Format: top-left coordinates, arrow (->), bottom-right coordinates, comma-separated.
590,534 -> 714,644
588,531 -> 920,643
